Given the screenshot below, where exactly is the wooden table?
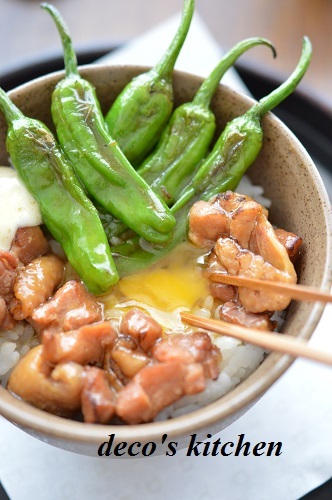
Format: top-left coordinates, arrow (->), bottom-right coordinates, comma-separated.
1,0 -> 331,108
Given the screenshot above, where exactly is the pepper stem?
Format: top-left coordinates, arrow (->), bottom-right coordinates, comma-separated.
193,38 -> 276,109
0,87 -> 23,123
41,3 -> 79,77
251,36 -> 312,118
153,0 -> 195,78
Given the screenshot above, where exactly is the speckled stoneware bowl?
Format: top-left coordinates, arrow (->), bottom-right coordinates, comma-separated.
0,65 -> 331,457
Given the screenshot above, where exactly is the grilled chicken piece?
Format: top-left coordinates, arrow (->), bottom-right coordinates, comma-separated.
188,199 -> 229,248
31,280 -> 103,335
189,191 -> 298,313
9,254 -> 64,321
0,297 -> 16,330
116,362 -> 191,424
103,335 -> 151,386
81,366 -> 116,424
10,226 -> 50,265
209,282 -> 237,303
188,192 -> 265,249
248,213 -> 296,273
152,331 -> 221,380
120,308 -> 162,352
7,345 -> 83,417
214,237 -> 296,312
220,300 -> 276,331
42,321 -> 116,365
274,228 -> 303,263
0,250 -> 18,304
110,341 -> 150,379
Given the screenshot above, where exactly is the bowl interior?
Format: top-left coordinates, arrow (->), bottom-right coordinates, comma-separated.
0,65 -> 331,455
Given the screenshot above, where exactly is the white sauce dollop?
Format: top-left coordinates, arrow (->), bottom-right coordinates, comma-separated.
0,166 -> 42,251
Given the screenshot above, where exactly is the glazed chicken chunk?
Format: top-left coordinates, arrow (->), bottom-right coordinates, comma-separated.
189,191 -> 301,315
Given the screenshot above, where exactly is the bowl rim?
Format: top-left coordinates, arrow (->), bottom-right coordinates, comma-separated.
0,63 -> 331,447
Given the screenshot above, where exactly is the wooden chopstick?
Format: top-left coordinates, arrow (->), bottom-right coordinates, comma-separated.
180,312 -> 332,367
210,273 -> 332,304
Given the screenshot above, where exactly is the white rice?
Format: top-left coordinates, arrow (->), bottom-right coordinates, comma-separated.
0,322 -> 39,386
236,176 -> 272,209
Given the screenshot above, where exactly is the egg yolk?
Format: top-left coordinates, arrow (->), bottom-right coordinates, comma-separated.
117,265 -> 209,312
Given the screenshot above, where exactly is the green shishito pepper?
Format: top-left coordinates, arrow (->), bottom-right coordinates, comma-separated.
41,3 -> 176,245
102,37 -> 276,242
139,37 -> 276,195
105,0 -> 195,166
0,87 -> 119,295
112,37 -> 312,277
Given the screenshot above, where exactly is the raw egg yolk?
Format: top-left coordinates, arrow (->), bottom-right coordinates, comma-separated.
117,266 -> 209,312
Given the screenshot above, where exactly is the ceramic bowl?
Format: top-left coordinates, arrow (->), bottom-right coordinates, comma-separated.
0,65 -> 331,457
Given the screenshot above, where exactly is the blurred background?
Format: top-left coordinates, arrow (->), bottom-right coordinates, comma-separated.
0,0 -> 331,108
